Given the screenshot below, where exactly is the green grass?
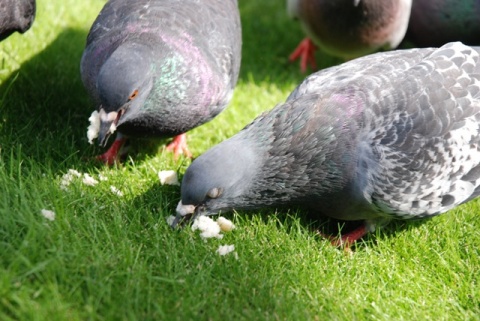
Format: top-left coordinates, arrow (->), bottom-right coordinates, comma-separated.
0,0 -> 479,320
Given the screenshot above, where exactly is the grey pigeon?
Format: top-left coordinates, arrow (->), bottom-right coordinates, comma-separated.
81,0 -> 242,164
175,42 -> 480,244
287,0 -> 412,72
0,0 -> 36,41
407,0 -> 480,47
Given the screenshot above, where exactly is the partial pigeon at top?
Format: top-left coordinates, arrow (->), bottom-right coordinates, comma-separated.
0,0 -> 36,41
287,0 -> 412,72
81,0 -> 242,164
175,42 -> 480,245
407,0 -> 480,47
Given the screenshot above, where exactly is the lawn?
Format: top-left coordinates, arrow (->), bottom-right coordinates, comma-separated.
0,0 -> 479,320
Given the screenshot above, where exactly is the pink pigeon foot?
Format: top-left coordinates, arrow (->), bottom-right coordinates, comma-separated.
289,38 -> 318,73
96,136 -> 127,166
165,133 -> 193,160
319,223 -> 369,248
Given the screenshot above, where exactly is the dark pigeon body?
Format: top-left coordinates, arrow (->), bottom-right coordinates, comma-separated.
0,0 -> 36,41
81,0 -> 241,148
177,42 -> 480,231
287,0 -> 412,59
407,0 -> 480,47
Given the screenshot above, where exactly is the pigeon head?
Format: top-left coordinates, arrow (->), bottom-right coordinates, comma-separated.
175,136 -> 261,222
96,43 -> 154,146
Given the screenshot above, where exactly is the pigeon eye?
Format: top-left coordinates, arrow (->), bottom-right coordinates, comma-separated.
128,89 -> 139,101
207,187 -> 222,199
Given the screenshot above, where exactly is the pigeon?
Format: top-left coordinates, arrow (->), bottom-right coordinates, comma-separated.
407,0 -> 480,47
81,0 -> 242,164
174,42 -> 480,245
287,0 -> 412,72
0,0 -> 36,41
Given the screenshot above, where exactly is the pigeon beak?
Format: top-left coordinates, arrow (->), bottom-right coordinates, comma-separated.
97,108 -> 122,147
170,200 -> 197,228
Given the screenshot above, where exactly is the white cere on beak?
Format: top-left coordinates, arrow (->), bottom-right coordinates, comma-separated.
87,110 -> 100,144
99,108 -> 118,135
176,200 -> 196,216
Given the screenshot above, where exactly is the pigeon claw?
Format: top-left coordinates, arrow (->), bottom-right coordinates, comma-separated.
318,223 -> 369,248
165,133 -> 193,160
289,37 -> 318,73
96,136 -> 127,166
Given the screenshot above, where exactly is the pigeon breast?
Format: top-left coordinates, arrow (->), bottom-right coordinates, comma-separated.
287,0 -> 412,58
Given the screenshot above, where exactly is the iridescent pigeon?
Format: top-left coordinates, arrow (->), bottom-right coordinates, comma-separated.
407,0 -> 480,47
81,0 -> 241,164
0,0 -> 36,41
287,0 -> 412,72
175,42 -> 480,245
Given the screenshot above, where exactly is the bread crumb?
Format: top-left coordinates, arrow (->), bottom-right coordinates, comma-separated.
110,185 -> 123,197
191,216 -> 223,239
217,217 -> 235,232
87,110 -> 100,144
60,169 -> 82,190
82,174 -> 99,186
68,169 -> 81,177
158,170 -> 180,185
98,174 -> 108,181
217,244 -> 235,256
166,215 -> 176,226
41,209 -> 56,221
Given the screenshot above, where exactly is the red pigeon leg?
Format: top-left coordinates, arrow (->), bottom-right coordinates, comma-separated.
289,38 -> 318,73
165,133 -> 193,159
319,222 -> 369,248
96,135 -> 127,166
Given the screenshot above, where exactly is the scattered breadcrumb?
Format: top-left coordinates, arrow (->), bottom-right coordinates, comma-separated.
158,170 -> 180,185
87,110 -> 100,144
216,244 -> 235,256
166,215 -> 176,226
98,174 -> 108,181
41,209 -> 56,221
82,173 -> 99,186
191,215 -> 223,239
171,211 -> 237,256
68,169 -> 81,177
217,216 -> 235,232
110,185 -> 123,197
60,169 -> 82,190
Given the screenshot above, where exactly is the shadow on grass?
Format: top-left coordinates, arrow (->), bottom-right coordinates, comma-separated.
0,27 -> 174,171
0,2 -> 340,174
237,1 -> 341,84
0,28 -> 97,171
227,205 -> 432,251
